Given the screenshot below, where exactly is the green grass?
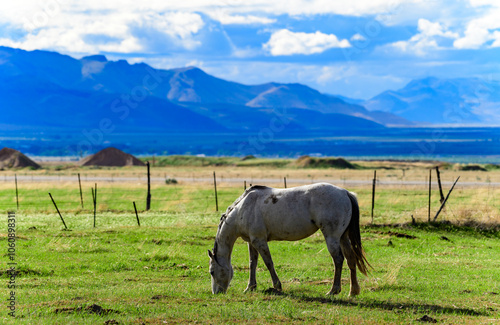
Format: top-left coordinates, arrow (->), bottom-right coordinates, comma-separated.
146,155 -> 241,167
0,184 -> 243,215
1,212 -> 499,324
143,155 -> 291,168
142,155 -> 362,169
1,170 -> 499,324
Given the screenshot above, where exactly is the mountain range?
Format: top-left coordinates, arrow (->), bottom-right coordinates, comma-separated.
1,45 -> 499,137
362,77 -> 500,125
0,46 -> 405,135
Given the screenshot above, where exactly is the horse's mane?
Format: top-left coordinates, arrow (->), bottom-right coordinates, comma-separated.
222,185 -> 269,220
214,185 -> 269,249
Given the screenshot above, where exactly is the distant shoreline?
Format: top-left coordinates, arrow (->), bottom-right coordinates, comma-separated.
3,126 -> 500,164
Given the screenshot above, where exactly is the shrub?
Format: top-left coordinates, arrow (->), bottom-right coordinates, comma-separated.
165,178 -> 178,185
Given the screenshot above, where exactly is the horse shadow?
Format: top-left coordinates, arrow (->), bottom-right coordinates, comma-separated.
262,289 -> 485,316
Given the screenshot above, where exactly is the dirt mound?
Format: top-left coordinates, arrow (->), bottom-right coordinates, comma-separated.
80,147 -> 145,167
295,156 -> 356,169
54,304 -> 120,316
240,155 -> 256,161
458,164 -> 487,171
0,147 -> 41,169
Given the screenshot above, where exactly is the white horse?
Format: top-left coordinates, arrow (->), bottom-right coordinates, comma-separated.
208,183 -> 370,296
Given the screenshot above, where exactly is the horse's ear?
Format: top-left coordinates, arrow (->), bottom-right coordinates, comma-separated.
213,241 -> 218,254
208,249 -> 214,259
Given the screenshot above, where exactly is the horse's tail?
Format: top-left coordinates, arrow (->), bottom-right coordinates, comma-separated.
346,191 -> 371,276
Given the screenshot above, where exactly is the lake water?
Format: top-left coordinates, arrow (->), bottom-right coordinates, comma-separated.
2,127 -> 500,163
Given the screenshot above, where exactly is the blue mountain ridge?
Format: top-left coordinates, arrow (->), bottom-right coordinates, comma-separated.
363,76 -> 500,125
0,46 -> 410,134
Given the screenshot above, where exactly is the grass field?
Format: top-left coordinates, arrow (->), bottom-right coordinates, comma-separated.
1,159 -> 500,324
1,212 -> 499,324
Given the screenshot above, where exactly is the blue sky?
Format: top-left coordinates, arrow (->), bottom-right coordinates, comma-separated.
1,0 -> 500,99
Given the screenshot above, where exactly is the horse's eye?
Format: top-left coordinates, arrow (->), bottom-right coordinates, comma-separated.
210,271 -> 215,276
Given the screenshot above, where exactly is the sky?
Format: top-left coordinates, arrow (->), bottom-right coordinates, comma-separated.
1,0 -> 500,99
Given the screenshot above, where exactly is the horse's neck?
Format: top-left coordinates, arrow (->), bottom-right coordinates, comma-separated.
216,218 -> 239,264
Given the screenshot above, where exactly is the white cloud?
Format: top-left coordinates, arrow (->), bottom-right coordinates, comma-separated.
350,33 -> 366,42
0,2 -> 486,31
112,0 -> 415,18
469,0 -> 500,6
0,6 -> 205,54
137,12 -> 205,50
0,0 -> 417,32
208,10 -> 276,25
454,24 -> 491,49
263,29 -> 351,56
316,66 -> 351,84
417,19 -> 458,39
225,0 -> 412,17
453,6 -> 500,49
492,31 -> 500,47
2,0 -> 490,59
0,0 -> 499,82
392,18 -> 458,55
149,12 -> 204,40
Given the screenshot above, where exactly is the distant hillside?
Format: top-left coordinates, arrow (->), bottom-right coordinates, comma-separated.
185,102 -> 384,131
164,67 -> 407,125
0,46 -> 408,134
363,77 -> 500,125
0,47 -> 225,132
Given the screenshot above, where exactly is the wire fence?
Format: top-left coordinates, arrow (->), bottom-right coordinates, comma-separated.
1,172 -> 499,225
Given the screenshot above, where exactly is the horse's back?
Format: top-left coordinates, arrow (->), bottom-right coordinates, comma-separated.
236,183 -> 352,241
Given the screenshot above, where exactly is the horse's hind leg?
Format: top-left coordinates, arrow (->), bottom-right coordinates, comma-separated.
244,243 -> 258,293
340,231 -> 360,296
323,235 -> 344,296
251,238 -> 282,291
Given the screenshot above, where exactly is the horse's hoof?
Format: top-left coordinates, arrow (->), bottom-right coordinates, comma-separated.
326,287 -> 341,296
349,290 -> 360,297
244,285 -> 257,293
349,285 -> 360,297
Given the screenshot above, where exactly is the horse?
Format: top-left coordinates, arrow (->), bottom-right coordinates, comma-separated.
208,182 -> 370,296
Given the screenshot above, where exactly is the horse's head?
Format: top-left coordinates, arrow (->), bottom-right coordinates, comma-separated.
208,242 -> 233,294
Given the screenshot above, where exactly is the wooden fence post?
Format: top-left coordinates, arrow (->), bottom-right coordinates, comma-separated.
78,173 -> 84,209
433,176 -> 460,222
146,161 -> 151,211
371,170 -> 377,223
213,171 -> 218,212
91,188 -> 95,227
15,174 -> 19,210
284,177 -> 287,189
428,168 -> 432,222
435,166 -> 444,204
49,193 -> 68,230
92,183 -> 97,227
244,180 -> 247,190
133,201 -> 140,226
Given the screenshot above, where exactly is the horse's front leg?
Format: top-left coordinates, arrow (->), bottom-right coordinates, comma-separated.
251,238 -> 282,291
244,243 -> 258,293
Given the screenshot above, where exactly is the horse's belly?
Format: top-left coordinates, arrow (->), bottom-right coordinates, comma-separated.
266,219 -> 319,241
